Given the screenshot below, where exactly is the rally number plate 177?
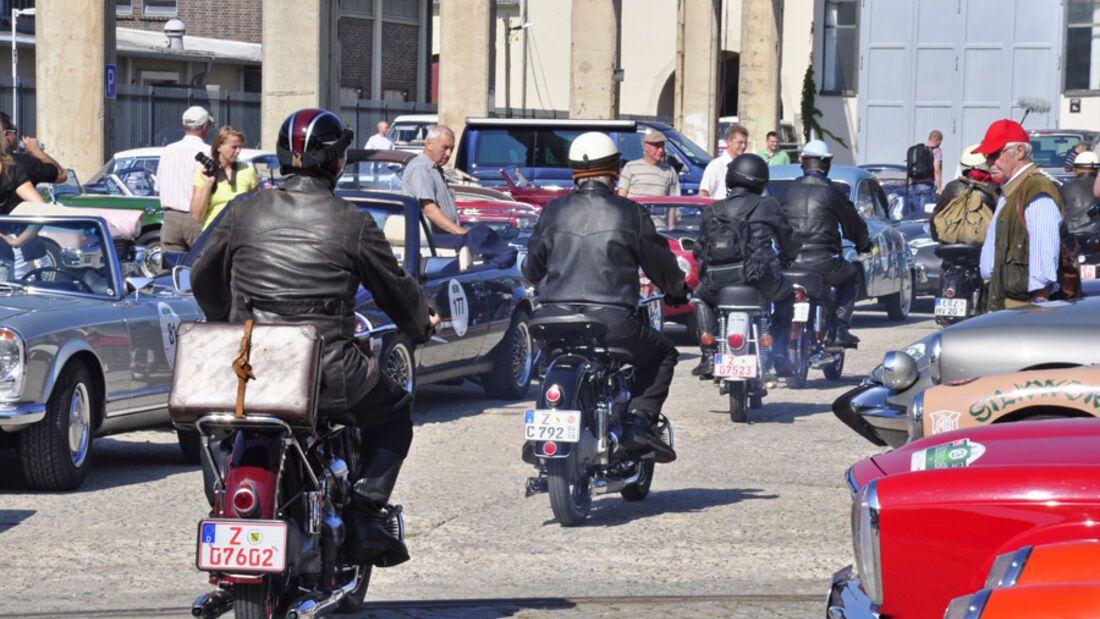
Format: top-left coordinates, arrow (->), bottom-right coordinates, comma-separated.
524,409 -> 582,443
197,519 -> 287,573
714,353 -> 758,378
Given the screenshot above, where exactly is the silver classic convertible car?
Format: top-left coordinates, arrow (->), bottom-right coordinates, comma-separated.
0,213 -> 202,490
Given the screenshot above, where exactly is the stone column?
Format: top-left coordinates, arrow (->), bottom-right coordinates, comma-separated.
438,1 -> 492,157
35,1 -> 110,182
261,0 -> 339,150
738,0 -> 782,153
675,0 -> 719,153
570,0 -> 619,119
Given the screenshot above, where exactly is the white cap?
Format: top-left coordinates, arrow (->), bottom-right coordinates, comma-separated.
182,106 -> 213,130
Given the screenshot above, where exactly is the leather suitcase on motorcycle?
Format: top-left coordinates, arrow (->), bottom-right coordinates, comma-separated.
168,321 -> 324,430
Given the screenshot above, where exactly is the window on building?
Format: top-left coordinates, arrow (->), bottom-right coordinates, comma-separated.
383,0 -> 419,23
144,0 -> 177,16
117,0 -> 132,16
822,0 -> 858,94
344,0 -> 374,18
1066,0 -> 1100,91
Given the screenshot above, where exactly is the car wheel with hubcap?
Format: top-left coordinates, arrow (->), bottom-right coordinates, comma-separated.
19,362 -> 96,491
883,269 -> 914,321
483,309 -> 533,399
136,230 -> 163,278
380,336 -> 415,395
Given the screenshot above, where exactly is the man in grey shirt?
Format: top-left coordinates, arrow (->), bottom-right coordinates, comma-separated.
402,125 -> 466,235
618,129 -> 681,198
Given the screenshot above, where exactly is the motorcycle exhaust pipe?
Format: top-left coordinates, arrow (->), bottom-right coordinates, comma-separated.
286,566 -> 365,619
191,589 -> 233,618
591,468 -> 643,495
810,352 -> 842,369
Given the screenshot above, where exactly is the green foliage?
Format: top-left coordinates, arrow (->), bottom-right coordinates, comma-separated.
799,62 -> 849,149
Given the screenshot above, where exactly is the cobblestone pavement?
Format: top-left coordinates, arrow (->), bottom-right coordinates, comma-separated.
0,300 -> 937,618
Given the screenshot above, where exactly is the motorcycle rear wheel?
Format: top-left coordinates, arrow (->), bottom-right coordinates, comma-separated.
620,459 -> 655,502
234,580 -> 275,619
823,351 -> 845,381
728,381 -> 747,423
547,450 -> 592,526
786,328 -> 811,389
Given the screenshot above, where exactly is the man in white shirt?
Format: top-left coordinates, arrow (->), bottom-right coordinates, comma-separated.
700,124 -> 748,199
364,120 -> 394,150
155,106 -> 212,253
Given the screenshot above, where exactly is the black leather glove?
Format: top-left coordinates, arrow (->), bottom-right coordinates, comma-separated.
664,285 -> 693,308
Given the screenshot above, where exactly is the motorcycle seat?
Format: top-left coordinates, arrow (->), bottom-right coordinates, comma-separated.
780,269 -> 827,299
715,285 -> 768,309
934,243 -> 982,262
529,314 -> 632,362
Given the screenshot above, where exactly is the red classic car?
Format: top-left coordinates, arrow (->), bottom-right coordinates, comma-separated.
636,197 -> 711,329
945,583 -> 1100,618
830,418 -> 1100,619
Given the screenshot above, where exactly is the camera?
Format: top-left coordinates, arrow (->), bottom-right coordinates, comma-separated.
195,152 -> 218,176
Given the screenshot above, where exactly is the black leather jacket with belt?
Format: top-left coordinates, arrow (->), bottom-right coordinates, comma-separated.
778,172 -> 872,257
1060,172 -> 1100,239
192,174 -> 433,416
522,180 -> 689,308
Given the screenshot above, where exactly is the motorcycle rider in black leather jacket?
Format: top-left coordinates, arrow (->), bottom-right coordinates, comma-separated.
192,108 -> 438,568
1060,151 -> 1100,244
778,140 -> 871,347
690,153 -> 802,378
523,131 -> 691,463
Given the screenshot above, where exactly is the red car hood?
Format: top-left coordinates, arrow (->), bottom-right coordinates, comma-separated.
869,418 -> 1100,477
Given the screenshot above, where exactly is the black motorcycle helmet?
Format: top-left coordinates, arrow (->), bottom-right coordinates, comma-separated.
726,153 -> 770,195
276,108 -> 354,187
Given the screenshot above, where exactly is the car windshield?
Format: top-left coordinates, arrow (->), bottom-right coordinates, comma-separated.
0,219 -> 116,296
640,203 -> 703,235
1030,134 -> 1084,168
660,128 -> 713,167
337,160 -> 406,191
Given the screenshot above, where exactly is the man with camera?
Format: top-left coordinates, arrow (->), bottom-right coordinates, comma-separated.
156,106 -> 212,253
0,112 -> 67,186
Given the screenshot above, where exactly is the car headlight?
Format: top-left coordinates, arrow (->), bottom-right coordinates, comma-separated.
929,332 -> 942,385
882,350 -> 918,391
676,256 -> 692,279
0,328 -> 26,401
852,479 -> 883,605
907,391 -> 924,440
983,546 -> 1032,589
943,589 -> 991,619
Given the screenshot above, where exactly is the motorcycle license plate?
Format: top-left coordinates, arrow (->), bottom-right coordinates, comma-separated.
524,409 -> 581,443
196,519 -> 287,573
714,353 -> 758,378
934,298 -> 967,317
1082,264 -> 1097,280
792,302 -> 811,323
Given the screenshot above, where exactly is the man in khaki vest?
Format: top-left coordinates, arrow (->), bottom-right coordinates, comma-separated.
976,119 -> 1064,311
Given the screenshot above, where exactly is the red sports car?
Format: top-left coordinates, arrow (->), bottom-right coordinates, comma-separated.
636,197 -> 711,330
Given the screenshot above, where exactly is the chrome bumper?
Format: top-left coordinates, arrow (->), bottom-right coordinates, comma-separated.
831,383 -> 908,448
828,565 -> 879,619
0,403 -> 47,428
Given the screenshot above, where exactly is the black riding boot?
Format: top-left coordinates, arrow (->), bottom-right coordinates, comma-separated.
691,302 -> 718,377
621,410 -> 676,463
344,448 -> 409,567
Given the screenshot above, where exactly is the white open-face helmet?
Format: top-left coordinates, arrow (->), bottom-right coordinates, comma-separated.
1075,151 -> 1100,170
801,139 -> 833,159
568,131 -> 621,183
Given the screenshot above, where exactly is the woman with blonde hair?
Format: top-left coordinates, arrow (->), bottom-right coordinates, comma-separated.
189,125 -> 258,229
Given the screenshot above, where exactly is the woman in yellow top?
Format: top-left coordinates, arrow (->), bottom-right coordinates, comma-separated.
189,126 -> 258,230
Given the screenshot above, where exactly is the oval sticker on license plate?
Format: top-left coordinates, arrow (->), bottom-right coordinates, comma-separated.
524,409 -> 582,443
197,519 -> 287,573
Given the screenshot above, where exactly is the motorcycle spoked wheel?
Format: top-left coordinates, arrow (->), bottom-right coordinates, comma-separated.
728,381 -> 748,423
823,350 -> 845,381
785,326 -> 811,389
547,448 -> 593,526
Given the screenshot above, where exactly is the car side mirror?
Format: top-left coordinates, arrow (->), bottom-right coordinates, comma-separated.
172,266 -> 193,296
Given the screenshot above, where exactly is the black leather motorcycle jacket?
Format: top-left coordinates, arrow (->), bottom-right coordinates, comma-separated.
522,180 -> 689,308
192,174 -> 433,416
694,186 -> 802,278
1060,172 -> 1100,238
778,172 -> 872,257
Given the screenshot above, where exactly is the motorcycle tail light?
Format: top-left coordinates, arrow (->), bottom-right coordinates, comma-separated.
728,333 -> 745,350
700,332 -> 715,347
233,483 -> 259,517
793,287 -> 808,302
760,333 -> 773,348
944,287 -> 956,298
542,441 -> 557,456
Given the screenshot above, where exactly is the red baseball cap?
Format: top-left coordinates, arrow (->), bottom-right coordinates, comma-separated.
974,119 -> 1029,155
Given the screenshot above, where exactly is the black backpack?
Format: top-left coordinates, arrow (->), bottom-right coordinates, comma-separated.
906,143 -> 934,181
702,197 -> 760,268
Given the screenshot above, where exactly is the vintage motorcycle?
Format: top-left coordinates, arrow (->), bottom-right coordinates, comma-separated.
781,268 -> 849,388
933,244 -> 984,326
522,304 -> 672,526
701,284 -> 775,422
169,321 -> 401,619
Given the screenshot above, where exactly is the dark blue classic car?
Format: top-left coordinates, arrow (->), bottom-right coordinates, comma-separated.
174,190 -> 536,401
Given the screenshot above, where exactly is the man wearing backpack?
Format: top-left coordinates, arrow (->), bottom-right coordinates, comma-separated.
779,140 -> 872,347
929,144 -> 998,244
975,119 -> 1065,310
1060,151 -> 1100,244
906,130 -> 943,214
690,154 -> 801,377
